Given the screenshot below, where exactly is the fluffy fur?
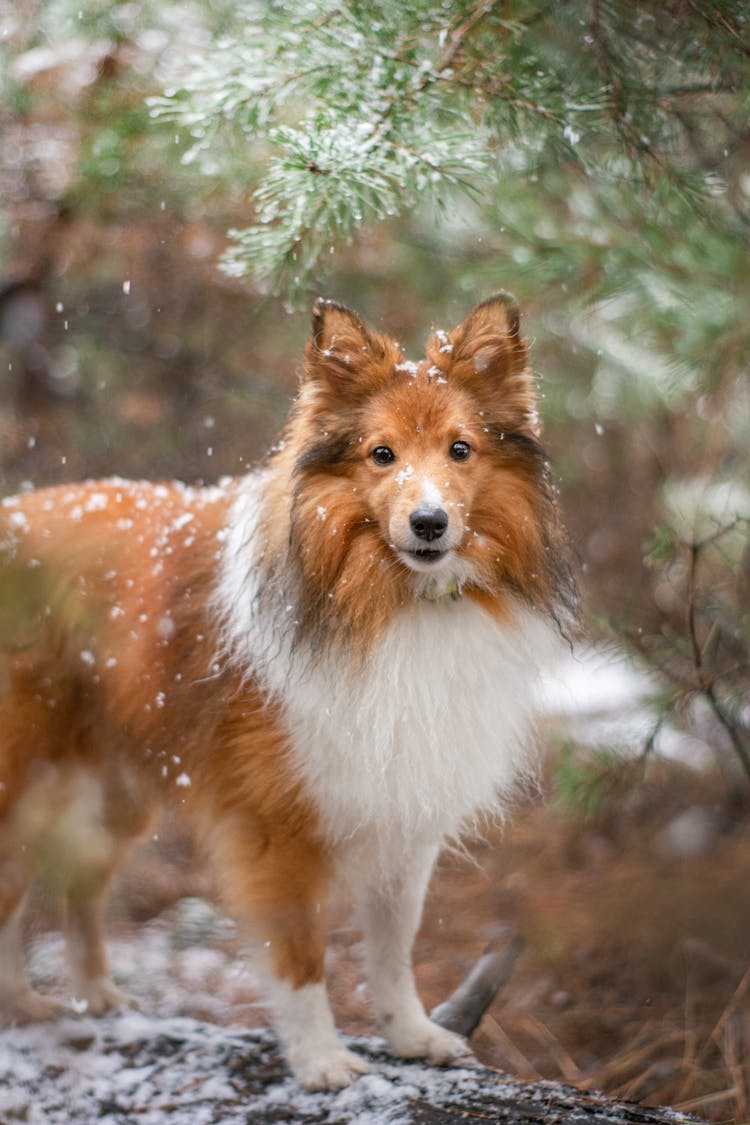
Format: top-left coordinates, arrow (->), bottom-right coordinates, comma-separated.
0,295 -> 575,1089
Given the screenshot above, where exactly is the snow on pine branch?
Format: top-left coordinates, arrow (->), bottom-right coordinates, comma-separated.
221,114 -> 486,295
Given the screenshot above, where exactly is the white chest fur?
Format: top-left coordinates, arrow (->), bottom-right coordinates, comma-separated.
215,477 -> 557,853
282,598 -> 554,849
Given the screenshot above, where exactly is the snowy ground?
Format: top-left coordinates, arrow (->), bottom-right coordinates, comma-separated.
0,1011 -> 503,1125
5,909 -> 488,1125
0,909 -> 583,1123
4,905 -> 533,1124
540,644 -> 713,768
0,1008 -> 692,1125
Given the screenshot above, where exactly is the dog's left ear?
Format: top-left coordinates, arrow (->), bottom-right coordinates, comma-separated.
435,292 -> 535,423
448,293 -> 525,380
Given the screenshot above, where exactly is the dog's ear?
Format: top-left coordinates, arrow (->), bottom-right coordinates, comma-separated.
310,299 -> 373,355
434,293 -> 536,425
448,292 -> 525,380
304,298 -> 399,401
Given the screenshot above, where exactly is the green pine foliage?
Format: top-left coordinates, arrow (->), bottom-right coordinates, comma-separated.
153,0 -> 750,297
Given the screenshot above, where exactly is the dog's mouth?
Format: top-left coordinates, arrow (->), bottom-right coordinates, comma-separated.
396,545 -> 453,571
407,548 -> 445,564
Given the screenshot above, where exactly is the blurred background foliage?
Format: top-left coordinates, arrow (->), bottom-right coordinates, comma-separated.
2,3 -> 750,1114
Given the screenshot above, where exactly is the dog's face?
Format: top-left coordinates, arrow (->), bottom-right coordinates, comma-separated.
293,296 -> 545,593
356,378 -> 495,584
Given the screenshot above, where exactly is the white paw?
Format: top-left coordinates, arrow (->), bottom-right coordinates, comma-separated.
289,1043 -> 370,1091
386,1017 -> 472,1064
73,978 -> 141,1016
0,989 -> 69,1026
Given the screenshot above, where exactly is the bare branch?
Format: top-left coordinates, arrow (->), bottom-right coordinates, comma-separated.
685,528 -> 750,781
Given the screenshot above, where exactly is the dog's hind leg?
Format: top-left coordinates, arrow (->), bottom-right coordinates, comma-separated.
0,864 -> 67,1024
63,765 -> 153,1016
63,858 -> 140,1015
360,841 -> 472,1065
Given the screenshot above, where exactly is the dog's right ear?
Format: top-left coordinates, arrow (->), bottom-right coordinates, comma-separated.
310,299 -> 371,355
304,298 -> 399,401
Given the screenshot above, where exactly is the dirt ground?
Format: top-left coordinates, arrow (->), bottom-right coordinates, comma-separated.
23,756 -> 750,1124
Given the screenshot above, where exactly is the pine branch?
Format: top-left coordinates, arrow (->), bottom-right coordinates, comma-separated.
150,0 -> 750,297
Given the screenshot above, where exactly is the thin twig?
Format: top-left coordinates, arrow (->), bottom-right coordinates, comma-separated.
683,524 -> 750,780
706,962 -> 750,1050
682,0 -> 750,57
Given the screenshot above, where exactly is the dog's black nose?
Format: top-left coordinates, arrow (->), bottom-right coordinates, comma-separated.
409,507 -> 448,542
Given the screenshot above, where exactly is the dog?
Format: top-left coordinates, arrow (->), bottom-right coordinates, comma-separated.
0,294 -> 574,1090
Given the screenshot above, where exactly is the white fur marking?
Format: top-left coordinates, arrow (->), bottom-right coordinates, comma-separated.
283,600 -> 554,853
216,477 -> 561,862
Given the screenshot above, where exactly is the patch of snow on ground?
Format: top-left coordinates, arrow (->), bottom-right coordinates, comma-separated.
0,1012 -> 503,1125
539,645 -> 713,768
2,911 -> 532,1125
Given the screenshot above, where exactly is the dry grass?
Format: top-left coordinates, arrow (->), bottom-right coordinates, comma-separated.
409,761 -> 750,1124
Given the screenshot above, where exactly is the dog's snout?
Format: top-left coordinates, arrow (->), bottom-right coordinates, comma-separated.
409,507 -> 448,542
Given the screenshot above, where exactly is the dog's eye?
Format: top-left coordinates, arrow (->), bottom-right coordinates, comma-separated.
371,446 -> 396,466
449,441 -> 472,461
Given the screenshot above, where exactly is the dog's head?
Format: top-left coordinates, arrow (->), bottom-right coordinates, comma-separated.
284,296 -> 572,641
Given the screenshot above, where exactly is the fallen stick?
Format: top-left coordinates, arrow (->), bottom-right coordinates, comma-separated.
431,925 -> 525,1038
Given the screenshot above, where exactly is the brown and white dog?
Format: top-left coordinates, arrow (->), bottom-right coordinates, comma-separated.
0,295 -> 574,1089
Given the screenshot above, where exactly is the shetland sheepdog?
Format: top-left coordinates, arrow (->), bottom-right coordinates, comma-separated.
0,295 -> 574,1089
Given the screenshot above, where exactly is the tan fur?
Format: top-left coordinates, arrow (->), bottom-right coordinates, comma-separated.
256,294 -> 568,661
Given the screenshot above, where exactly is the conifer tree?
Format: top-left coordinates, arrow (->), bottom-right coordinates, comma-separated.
155,0 -> 750,778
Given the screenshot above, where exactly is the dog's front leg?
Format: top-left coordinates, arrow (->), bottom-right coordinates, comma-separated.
211,822 -> 368,1091
265,971 -> 369,1091
361,842 -> 471,1065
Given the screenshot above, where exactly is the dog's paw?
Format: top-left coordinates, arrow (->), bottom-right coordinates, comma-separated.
0,989 -> 69,1026
386,1017 -> 472,1065
289,1043 -> 370,1091
72,978 -> 141,1016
